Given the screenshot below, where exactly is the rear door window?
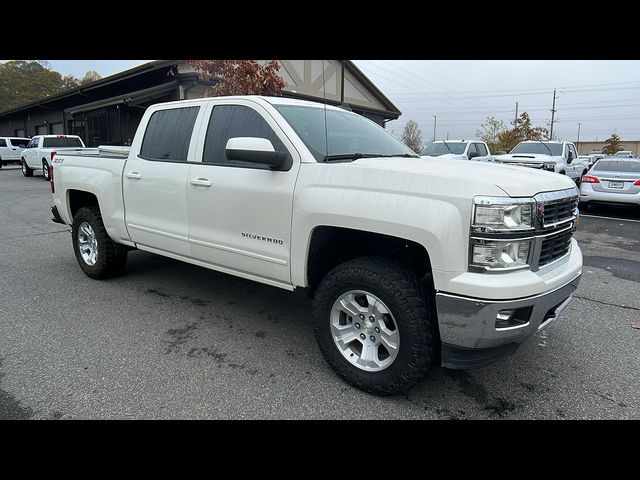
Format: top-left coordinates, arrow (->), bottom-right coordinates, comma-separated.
140,107 -> 200,162
9,138 -> 29,148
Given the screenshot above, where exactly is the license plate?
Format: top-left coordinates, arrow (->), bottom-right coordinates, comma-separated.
608,181 -> 624,189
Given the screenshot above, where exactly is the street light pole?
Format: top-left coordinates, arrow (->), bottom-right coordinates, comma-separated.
576,122 -> 581,152
433,115 -> 437,142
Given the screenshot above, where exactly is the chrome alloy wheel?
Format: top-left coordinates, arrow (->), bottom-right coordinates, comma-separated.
330,290 -> 400,372
78,221 -> 98,266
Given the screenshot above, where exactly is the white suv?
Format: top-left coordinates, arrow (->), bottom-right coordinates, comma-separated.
0,137 -> 30,169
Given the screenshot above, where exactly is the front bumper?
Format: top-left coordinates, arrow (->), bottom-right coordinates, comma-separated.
436,274 -> 581,369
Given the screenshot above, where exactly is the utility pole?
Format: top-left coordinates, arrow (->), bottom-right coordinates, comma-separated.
514,101 -> 518,129
433,115 -> 437,142
446,132 -> 449,140
576,123 -> 581,151
550,89 -> 557,140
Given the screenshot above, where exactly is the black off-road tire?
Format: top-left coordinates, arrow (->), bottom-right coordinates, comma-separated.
72,206 -> 128,279
312,256 -> 437,396
42,159 -> 50,180
0,157 -> 3,169
21,159 -> 33,177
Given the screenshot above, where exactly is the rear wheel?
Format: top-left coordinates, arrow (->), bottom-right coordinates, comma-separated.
312,256 -> 436,396
42,159 -> 50,180
21,159 -> 33,177
72,206 -> 128,279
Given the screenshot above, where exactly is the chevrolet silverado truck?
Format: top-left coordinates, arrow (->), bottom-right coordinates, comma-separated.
49,96 -> 583,395
494,140 -> 589,183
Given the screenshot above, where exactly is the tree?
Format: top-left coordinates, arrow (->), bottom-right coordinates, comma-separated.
0,60 -> 69,111
495,112 -> 549,152
602,133 -> 623,155
401,120 -> 423,153
182,60 -> 286,97
476,116 -> 506,153
81,70 -> 102,84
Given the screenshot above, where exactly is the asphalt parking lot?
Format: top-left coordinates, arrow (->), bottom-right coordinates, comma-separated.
1,165 -> 638,420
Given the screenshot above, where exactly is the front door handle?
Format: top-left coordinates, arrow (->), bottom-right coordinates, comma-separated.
189,178 -> 212,187
125,172 -> 142,180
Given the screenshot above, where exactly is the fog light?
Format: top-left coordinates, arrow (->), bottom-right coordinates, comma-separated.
495,306 -> 532,329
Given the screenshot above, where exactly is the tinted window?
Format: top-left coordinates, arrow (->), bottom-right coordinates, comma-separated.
593,160 -> 640,172
9,138 -> 29,148
420,142 -> 467,156
43,137 -> 83,148
0,139 -> 7,148
203,105 -> 290,169
467,143 -> 478,156
140,107 -> 200,161
510,142 -> 563,155
476,143 -> 488,156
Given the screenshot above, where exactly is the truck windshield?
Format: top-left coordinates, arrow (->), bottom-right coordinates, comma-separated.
420,142 -> 466,156
43,137 -> 83,148
274,105 -> 417,162
510,142 -> 563,155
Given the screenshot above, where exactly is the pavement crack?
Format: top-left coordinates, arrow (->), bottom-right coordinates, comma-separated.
573,295 -> 640,312
0,229 -> 69,241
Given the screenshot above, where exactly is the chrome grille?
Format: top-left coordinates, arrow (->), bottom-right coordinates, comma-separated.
539,228 -> 573,266
541,196 -> 578,228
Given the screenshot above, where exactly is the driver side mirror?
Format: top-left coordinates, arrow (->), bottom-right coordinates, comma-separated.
225,137 -> 288,168
468,151 -> 480,160
567,151 -> 574,164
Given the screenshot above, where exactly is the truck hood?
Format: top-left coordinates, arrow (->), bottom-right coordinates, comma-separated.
420,154 -> 465,160
494,153 -> 563,163
350,156 -> 576,197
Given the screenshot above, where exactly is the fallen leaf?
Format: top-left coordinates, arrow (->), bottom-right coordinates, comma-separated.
631,323 -> 640,330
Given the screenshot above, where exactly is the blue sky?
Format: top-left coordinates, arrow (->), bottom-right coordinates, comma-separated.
46,60 -> 149,78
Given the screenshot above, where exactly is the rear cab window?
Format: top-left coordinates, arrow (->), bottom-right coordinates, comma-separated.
140,107 -> 200,162
43,137 -> 83,148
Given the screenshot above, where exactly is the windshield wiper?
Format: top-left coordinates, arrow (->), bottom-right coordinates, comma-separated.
323,152 -> 418,162
536,139 -> 553,156
440,140 -> 454,154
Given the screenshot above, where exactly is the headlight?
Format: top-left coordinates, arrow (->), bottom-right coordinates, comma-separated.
543,162 -> 555,171
470,238 -> 532,270
472,196 -> 534,232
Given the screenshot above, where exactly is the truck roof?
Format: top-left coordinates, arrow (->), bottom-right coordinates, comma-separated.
149,95 -> 350,113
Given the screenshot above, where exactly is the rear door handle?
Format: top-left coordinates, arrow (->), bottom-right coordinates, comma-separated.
189,178 -> 212,187
125,172 -> 142,180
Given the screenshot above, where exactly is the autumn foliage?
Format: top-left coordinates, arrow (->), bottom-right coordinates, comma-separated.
183,60 -> 286,97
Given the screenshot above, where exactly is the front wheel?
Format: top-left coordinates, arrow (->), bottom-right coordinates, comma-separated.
72,206 -> 127,279
21,159 -> 33,177
312,256 -> 436,396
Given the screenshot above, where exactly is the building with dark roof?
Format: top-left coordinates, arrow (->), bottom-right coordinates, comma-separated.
0,60 -> 401,147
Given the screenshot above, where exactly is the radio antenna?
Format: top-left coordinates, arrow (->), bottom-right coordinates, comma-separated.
322,59 -> 328,158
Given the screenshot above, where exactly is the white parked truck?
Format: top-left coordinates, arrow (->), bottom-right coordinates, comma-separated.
20,134 -> 96,180
495,140 -> 589,183
50,96 -> 583,395
420,140 -> 493,162
0,137 -> 30,168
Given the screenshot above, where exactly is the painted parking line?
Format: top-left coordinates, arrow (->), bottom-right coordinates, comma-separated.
580,214 -> 640,223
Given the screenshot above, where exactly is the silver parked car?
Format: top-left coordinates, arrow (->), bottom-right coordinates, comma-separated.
579,158 -> 640,209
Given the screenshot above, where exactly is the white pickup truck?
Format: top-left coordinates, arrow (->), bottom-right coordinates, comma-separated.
20,134 -> 96,180
494,140 -> 589,183
420,140 -> 493,162
50,96 -> 583,395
